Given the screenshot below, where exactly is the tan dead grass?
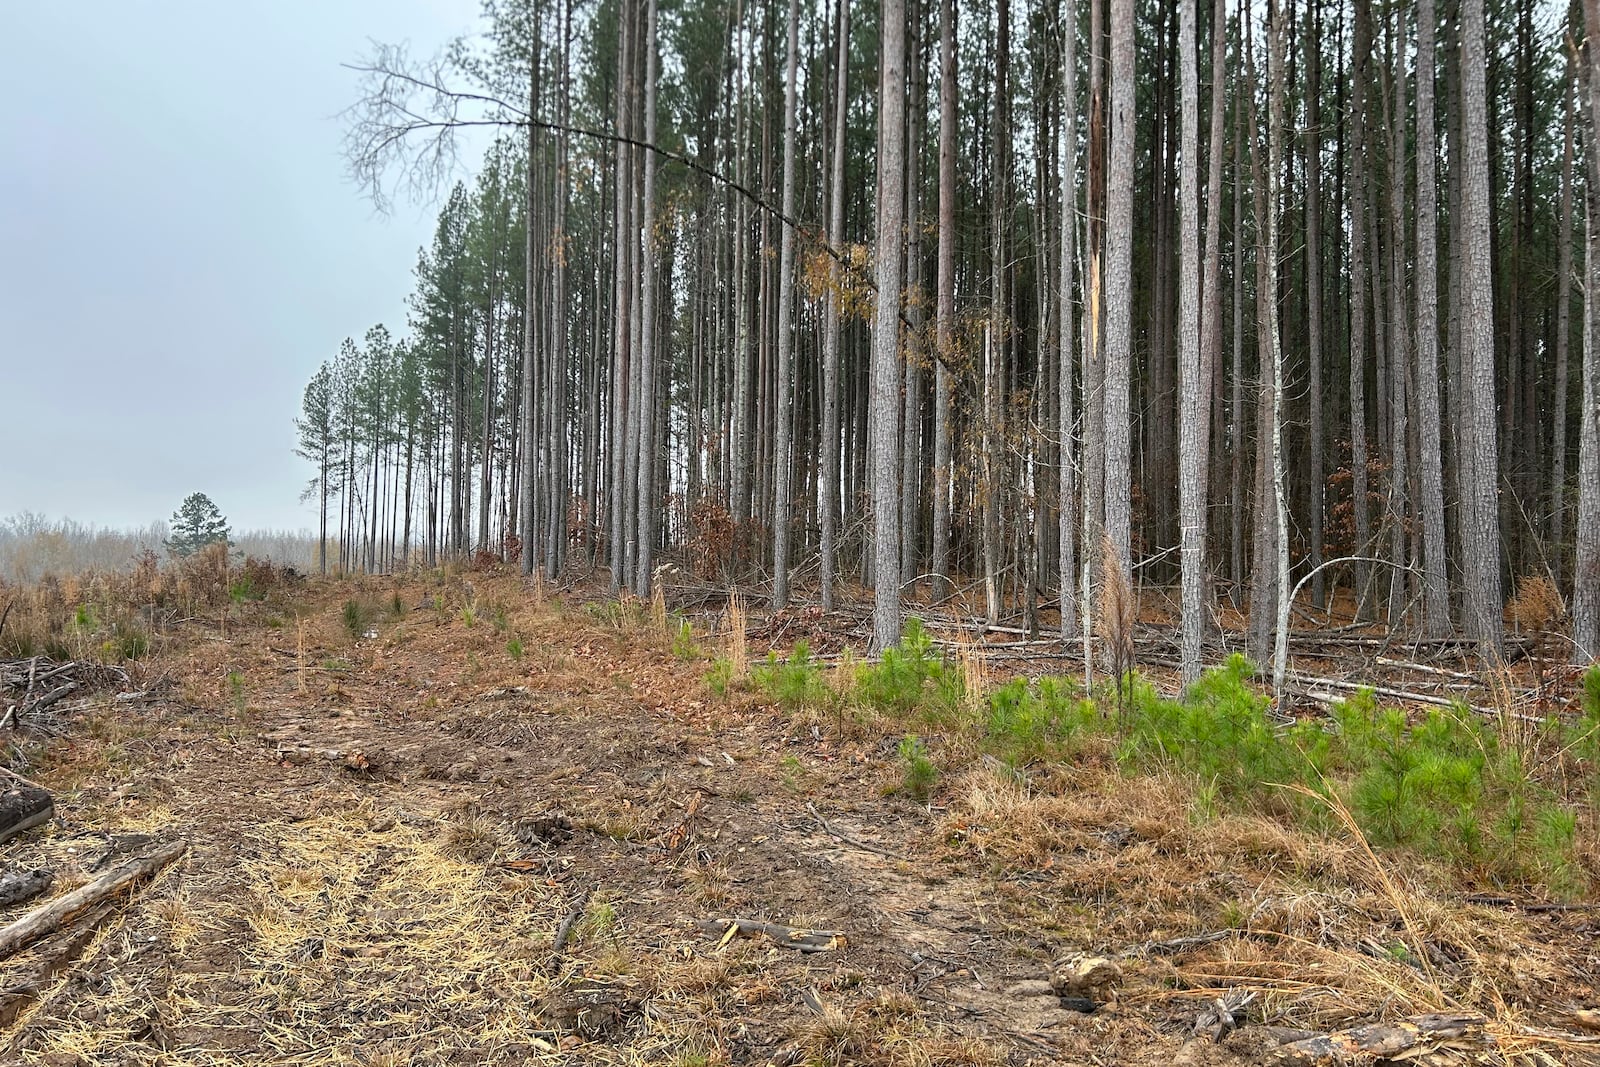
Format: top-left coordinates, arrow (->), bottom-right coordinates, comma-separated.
943,760 -> 1589,1042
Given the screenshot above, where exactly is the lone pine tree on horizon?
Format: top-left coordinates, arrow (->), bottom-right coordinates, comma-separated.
165,493 -> 232,558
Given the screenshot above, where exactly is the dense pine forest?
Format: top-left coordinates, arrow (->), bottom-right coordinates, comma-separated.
300,0 -> 1600,681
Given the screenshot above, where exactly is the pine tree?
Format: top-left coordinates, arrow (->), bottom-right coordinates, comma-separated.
165,493 -> 232,558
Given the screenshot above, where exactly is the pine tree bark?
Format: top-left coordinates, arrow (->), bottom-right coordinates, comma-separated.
820,0 -> 850,612
931,0 -> 957,605
1102,0 -> 1135,605
872,0 -> 908,649
624,0 -> 649,601
1347,0 -> 1373,617
770,0 -> 799,609
982,0 -> 1012,625
1177,0 -> 1204,684
608,0 -> 635,589
1058,0 -> 1080,637
1457,0 -> 1506,656
520,50 -> 541,576
1384,7 -> 1411,624
1265,0 -> 1290,691
1553,49 -> 1575,578
901,4 -> 926,593
1573,0 -> 1600,660
1304,0 -> 1326,611
1414,0 -> 1451,635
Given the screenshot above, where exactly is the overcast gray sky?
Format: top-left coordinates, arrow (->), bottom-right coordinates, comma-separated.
0,1 -> 484,532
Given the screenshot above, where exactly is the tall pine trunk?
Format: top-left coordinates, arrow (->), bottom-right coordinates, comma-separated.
871,0 -> 908,649
1176,0 -> 1204,683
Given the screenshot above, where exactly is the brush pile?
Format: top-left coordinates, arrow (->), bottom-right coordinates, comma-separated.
0,657 -> 133,733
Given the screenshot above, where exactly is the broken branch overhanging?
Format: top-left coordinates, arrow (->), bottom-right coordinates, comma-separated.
342,56 -> 945,364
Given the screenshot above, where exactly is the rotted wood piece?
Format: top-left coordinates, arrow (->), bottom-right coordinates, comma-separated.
696,917 -> 846,953
1267,1012 -> 1487,1066
1050,954 -> 1123,999
0,785 -> 53,846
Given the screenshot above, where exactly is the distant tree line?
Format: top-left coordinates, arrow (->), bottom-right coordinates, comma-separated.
0,513 -> 322,585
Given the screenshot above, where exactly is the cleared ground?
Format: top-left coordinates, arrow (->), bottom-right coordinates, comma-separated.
0,568 -> 1595,1065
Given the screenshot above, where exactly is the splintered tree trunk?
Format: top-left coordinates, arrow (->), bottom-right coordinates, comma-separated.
872,0 -> 908,650
1176,0 -> 1204,684
931,0 -> 957,604
1103,0 -> 1136,606
1458,0 -> 1505,656
820,0 -> 849,612
1081,0 -> 1108,682
1059,0 -> 1080,637
1414,0 -> 1450,635
770,0 -> 799,609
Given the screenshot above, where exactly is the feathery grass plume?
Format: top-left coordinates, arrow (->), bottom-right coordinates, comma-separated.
726,589 -> 748,682
530,567 -> 545,610
650,578 -> 668,637
954,623 -> 985,715
1097,531 -> 1135,718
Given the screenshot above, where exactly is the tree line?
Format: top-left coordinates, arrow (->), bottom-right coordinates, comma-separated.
299,0 -> 1600,679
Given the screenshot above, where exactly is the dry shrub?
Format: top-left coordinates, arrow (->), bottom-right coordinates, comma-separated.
725,590 -> 748,681
1508,574 -> 1565,633
686,499 -> 736,579
174,542 -> 231,611
1098,532 -> 1135,706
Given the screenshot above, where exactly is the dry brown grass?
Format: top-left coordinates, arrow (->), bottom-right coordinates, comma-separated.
725,590 -> 748,682
940,760 -> 1589,1046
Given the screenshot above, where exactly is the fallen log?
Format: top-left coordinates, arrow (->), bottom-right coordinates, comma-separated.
1267,1012 -> 1487,1066
0,839 -> 186,961
0,903 -> 112,1026
696,917 -> 846,953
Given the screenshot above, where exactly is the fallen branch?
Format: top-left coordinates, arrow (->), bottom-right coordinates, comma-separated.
1285,672 -> 1511,718
552,889 -> 591,956
1118,928 -> 1285,957
1463,894 -> 1599,913
1267,1012 -> 1487,1066
0,839 -> 186,961
696,917 -> 846,953
806,803 -> 906,861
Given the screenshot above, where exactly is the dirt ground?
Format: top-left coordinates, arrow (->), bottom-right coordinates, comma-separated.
0,568 -> 1596,1065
